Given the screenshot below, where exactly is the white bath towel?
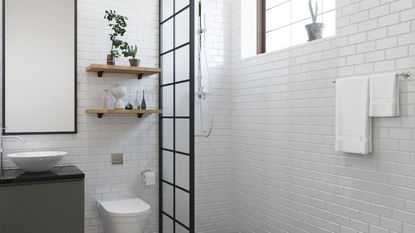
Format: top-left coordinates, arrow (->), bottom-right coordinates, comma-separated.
369,73 -> 400,117
335,76 -> 372,155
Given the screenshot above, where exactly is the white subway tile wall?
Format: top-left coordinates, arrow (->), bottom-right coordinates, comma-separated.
1,0 -> 415,232
195,0 -> 233,232
230,0 -> 415,232
1,0 -> 159,233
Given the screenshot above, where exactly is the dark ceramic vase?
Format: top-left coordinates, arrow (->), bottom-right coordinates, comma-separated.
125,102 -> 133,110
141,90 -> 147,110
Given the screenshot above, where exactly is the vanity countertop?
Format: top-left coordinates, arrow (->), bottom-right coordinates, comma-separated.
0,165 -> 84,185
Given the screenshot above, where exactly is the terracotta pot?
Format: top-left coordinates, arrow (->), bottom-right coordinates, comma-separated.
129,59 -> 140,67
305,23 -> 325,41
107,54 -> 115,65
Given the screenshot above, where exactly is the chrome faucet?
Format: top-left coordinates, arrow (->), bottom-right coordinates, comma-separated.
0,135 -> 25,177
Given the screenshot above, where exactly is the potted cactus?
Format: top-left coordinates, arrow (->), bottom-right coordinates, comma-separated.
124,45 -> 140,67
305,0 -> 324,41
104,10 -> 129,65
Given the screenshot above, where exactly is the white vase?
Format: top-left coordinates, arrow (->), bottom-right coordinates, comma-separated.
111,84 -> 127,109
102,89 -> 115,109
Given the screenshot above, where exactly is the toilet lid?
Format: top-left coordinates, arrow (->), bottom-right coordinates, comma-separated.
99,198 -> 151,218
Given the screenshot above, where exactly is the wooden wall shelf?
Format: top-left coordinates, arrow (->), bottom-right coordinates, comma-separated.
86,64 -> 161,79
86,108 -> 162,118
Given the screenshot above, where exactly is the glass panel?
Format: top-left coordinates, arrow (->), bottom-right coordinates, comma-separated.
175,9 -> 190,46
322,10 -> 336,38
163,183 -> 174,216
176,223 -> 190,233
162,151 -> 174,183
162,0 -> 174,21
175,82 -> 189,117
161,52 -> 174,85
175,45 -> 190,82
322,0 -> 335,12
266,1 -> 291,31
291,19 -> 309,46
175,154 -> 189,190
163,215 -> 174,233
266,0 -> 289,10
175,119 -> 189,154
162,86 -> 174,117
175,188 -> 190,227
292,0 -> 322,23
176,0 -> 189,12
160,1 -> 193,232
162,19 -> 174,53
266,26 -> 291,52
163,119 -> 173,150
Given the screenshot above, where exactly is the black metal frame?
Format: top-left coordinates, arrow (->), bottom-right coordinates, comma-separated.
257,0 -> 266,54
2,0 -> 78,135
159,0 -> 195,232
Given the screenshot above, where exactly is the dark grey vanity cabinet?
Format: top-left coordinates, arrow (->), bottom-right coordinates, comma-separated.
0,166 -> 84,233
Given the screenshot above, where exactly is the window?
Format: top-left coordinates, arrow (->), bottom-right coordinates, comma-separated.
257,0 -> 336,54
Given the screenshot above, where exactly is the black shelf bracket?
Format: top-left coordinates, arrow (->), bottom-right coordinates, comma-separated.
97,72 -> 143,79
96,113 -> 144,118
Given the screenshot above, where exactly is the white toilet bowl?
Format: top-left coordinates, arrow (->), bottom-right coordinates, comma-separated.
98,198 -> 151,233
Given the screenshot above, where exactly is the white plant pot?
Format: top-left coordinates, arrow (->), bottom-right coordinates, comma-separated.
111,84 -> 127,109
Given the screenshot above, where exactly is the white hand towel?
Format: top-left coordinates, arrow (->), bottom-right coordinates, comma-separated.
369,73 -> 400,117
335,76 -> 372,155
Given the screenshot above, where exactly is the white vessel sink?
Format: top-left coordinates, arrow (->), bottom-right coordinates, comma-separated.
6,151 -> 67,173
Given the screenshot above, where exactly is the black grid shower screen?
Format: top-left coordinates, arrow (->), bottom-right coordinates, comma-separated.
159,0 -> 195,232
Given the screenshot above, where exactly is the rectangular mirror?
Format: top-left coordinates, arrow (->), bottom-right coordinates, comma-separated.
2,0 -> 77,134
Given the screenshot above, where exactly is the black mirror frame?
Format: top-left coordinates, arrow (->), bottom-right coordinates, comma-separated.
1,0 -> 77,135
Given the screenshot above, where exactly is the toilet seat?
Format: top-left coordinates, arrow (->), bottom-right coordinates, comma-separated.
98,198 -> 151,218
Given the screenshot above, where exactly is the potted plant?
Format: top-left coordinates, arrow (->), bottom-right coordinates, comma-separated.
305,0 -> 324,41
124,45 -> 140,67
104,10 -> 129,65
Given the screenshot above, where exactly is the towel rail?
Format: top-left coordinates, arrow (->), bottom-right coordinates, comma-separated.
332,71 -> 412,84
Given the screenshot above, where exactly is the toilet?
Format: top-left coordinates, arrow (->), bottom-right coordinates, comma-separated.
98,198 -> 151,233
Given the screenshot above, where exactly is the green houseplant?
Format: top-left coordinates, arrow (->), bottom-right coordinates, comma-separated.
104,10 -> 129,65
305,0 -> 324,41
124,45 -> 140,67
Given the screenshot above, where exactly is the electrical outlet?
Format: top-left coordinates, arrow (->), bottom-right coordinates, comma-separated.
111,153 -> 123,165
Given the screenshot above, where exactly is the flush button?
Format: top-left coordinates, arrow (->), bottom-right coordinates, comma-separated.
111,153 -> 123,165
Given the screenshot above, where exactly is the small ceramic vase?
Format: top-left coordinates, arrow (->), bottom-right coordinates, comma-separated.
111,84 -> 127,109
125,96 -> 133,110
141,90 -> 147,110
125,101 -> 133,109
